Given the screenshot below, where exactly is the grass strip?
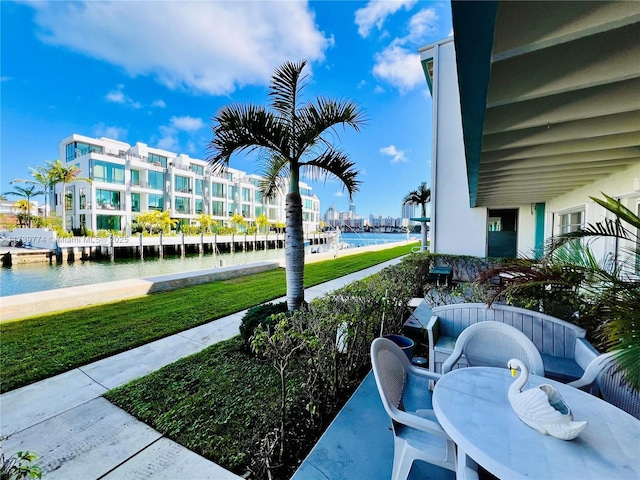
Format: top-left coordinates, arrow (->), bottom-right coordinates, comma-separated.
105,336 -> 292,477
1,244 -> 414,392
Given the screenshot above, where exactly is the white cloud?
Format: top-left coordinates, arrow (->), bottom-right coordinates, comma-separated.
29,1 -> 331,95
151,99 -> 166,108
105,84 -> 142,109
355,0 -> 417,38
380,145 -> 408,164
406,8 -> 439,42
170,116 -> 204,132
372,45 -> 423,94
1,76 -> 12,82
93,123 -> 127,140
105,85 -> 126,104
156,116 -> 205,152
334,191 -> 345,198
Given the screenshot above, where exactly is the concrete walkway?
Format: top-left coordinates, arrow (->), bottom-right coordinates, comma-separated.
0,258 -> 401,479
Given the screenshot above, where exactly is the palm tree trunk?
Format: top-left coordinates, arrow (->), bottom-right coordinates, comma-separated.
285,192 -> 304,310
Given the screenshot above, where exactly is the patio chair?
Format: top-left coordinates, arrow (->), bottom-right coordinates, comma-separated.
568,352 -> 640,420
370,337 -> 459,480
441,321 -> 545,375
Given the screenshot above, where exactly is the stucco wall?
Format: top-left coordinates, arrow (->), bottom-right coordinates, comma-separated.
547,163 -> 640,265
431,40 -> 488,257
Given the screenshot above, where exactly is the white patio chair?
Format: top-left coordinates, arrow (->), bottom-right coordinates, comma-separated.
441,321 -> 545,375
370,337 -> 460,480
568,352 -> 640,420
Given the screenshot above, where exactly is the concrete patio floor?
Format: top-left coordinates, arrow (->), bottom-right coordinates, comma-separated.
1,258 -> 403,479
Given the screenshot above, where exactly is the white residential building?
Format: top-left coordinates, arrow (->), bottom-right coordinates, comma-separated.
419,1 -> 640,265
55,134 -> 321,234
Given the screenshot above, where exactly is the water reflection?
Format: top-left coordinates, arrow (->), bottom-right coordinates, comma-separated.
0,233 -> 418,297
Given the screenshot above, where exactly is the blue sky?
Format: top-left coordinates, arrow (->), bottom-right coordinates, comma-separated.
1,0 -> 451,218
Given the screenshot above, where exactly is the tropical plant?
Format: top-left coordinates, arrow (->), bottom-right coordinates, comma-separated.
47,160 -> 90,231
403,182 -> 431,252
208,59 -> 366,310
134,210 -> 177,234
3,183 -> 44,228
0,447 -> 42,480
197,213 -> 217,234
13,164 -> 57,218
229,213 -> 246,233
256,213 -> 269,234
481,194 -> 640,389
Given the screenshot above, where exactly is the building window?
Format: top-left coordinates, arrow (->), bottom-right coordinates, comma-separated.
149,193 -> 163,211
148,171 -> 164,190
131,170 -> 140,186
175,197 -> 190,214
96,189 -> 121,210
148,153 -> 167,167
195,179 -> 203,196
93,160 -> 125,184
175,175 -> 191,193
97,215 -> 121,231
131,193 -> 141,213
304,199 -> 312,209
255,206 -> 264,217
195,199 -> 203,214
79,188 -> 86,209
190,164 -> 204,175
65,190 -> 73,211
268,208 -> 278,220
65,141 -> 103,161
228,202 -> 235,216
559,211 -> 584,235
242,188 -> 251,202
242,204 -> 250,217
212,182 -> 225,198
229,186 -> 237,201
212,201 -> 225,216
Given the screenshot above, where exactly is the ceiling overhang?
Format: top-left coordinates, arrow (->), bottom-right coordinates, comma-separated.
451,1 -> 640,207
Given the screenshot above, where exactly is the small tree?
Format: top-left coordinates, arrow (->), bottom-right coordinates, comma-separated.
47,160 -> 90,231
403,183 -> 431,252
3,183 -> 44,228
256,213 -> 269,234
229,213 -> 246,233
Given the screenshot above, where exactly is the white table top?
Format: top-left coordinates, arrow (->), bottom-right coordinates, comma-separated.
433,367 -> 640,479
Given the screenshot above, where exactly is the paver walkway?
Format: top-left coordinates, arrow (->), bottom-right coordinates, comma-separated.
0,259 -> 401,479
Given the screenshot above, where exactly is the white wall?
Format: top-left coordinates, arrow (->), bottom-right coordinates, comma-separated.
431,40 -> 488,257
547,163 -> 640,267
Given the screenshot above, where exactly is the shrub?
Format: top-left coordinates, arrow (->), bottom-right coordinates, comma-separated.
239,302 -> 288,347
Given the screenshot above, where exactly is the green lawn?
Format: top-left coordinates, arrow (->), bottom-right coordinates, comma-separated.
1,244 -> 415,393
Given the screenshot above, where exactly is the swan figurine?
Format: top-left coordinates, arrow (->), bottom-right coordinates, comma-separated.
507,358 -> 587,440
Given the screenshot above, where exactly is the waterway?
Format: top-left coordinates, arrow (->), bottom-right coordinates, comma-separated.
0,232 -> 418,297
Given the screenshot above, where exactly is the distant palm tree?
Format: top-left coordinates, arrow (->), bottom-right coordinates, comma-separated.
404,183 -> 431,252
208,59 -> 366,310
12,163 -> 56,219
3,182 -> 44,227
48,160 -> 90,231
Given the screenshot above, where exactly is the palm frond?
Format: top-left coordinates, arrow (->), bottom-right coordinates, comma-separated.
208,103 -> 289,173
300,146 -> 361,199
295,96 -> 367,156
258,154 -> 290,200
269,59 -> 307,120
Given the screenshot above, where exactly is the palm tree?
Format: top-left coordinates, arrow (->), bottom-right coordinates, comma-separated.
48,160 -> 90,231
404,183 -> 431,252
208,59 -> 366,310
3,183 -> 44,227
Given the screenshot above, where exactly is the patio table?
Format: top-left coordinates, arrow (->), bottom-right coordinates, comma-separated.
433,367 -> 640,479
